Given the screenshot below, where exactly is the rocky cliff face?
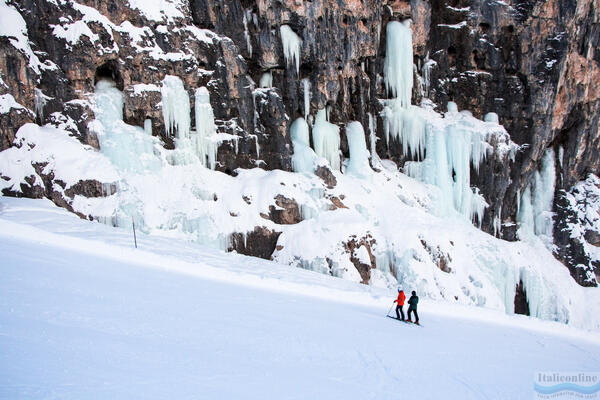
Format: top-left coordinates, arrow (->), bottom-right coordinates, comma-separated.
1,0 -> 598,286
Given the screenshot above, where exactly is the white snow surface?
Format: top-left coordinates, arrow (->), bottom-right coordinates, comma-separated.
0,123 -> 118,191
0,196 -> 599,399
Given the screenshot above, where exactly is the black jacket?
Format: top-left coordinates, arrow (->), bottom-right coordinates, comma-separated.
408,295 -> 419,310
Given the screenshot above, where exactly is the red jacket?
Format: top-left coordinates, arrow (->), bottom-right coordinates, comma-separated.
395,291 -> 406,306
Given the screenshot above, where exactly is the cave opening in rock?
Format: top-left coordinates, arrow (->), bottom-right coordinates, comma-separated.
514,280 -> 530,315
94,60 -> 123,91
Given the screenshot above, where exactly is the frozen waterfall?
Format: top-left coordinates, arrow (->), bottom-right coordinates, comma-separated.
517,148 -> 556,249
345,121 -> 371,178
161,75 -> 191,139
291,117 -> 317,174
280,25 -> 302,75
312,109 -> 341,171
93,79 -> 161,174
384,20 -> 413,108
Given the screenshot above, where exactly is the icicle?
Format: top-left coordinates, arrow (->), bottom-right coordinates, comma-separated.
243,10 -> 253,57
421,52 -> 436,98
34,88 -> 50,122
144,119 -> 152,136
484,112 -> 499,123
345,121 -> 372,178
312,109 -> 341,171
259,71 -> 273,88
517,148 -> 556,248
383,20 -> 413,108
192,86 -> 218,169
280,25 -> 302,75
368,112 -> 379,166
161,75 -> 191,139
302,78 -> 311,119
290,117 -> 317,174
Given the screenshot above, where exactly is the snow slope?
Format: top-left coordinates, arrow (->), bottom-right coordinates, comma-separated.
1,196 -> 599,399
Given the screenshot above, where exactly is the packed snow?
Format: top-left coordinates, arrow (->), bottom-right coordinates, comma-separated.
0,196 -> 599,399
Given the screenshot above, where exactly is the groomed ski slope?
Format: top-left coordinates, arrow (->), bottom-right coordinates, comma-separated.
1,197 -> 599,400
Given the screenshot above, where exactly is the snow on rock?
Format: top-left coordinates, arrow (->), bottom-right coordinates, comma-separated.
125,0 -> 185,22
0,123 -> 118,192
0,0 -> 44,74
0,94 -> 31,115
50,1 -> 119,53
560,174 -> 600,285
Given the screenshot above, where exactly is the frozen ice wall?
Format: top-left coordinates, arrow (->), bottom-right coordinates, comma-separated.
380,19 -> 515,226
161,75 -> 191,139
518,148 -> 556,248
93,79 -> 161,174
192,87 -> 218,169
384,20 -> 413,108
290,117 -> 317,174
312,109 -> 341,171
280,25 -> 302,75
345,121 -> 371,178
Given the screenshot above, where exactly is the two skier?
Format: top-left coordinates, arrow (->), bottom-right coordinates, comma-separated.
392,289 -> 419,325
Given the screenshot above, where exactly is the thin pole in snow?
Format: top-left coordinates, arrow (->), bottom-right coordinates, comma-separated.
132,216 -> 138,249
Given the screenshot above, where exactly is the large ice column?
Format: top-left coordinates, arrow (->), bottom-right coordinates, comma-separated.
345,121 -> 371,178
518,148 -> 556,247
161,75 -> 191,139
280,25 -> 302,75
312,109 -> 341,171
290,117 -> 317,174
94,79 -> 161,174
193,87 -> 218,169
384,20 -> 413,108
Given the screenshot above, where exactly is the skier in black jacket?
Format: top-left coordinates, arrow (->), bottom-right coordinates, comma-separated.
407,291 -> 419,325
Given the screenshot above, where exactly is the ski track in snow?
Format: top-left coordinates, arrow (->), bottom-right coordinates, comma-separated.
1,196 -> 599,400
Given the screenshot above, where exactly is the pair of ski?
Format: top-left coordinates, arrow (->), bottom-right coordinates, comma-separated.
386,315 -> 423,327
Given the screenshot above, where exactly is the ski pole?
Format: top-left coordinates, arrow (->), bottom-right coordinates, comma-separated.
132,216 -> 138,249
386,302 -> 395,317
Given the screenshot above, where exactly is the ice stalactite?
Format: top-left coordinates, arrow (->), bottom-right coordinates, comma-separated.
312,109 -> 341,171
345,121 -> 371,178
384,20 -> 413,108
290,117 -> 316,174
161,75 -> 191,139
280,25 -> 302,75
242,10 -> 252,57
259,71 -> 272,88
302,78 -> 311,120
192,87 -> 218,169
143,119 -> 152,136
421,52 -> 436,99
93,79 -> 161,174
34,88 -> 51,122
368,113 -> 380,167
517,148 -> 556,249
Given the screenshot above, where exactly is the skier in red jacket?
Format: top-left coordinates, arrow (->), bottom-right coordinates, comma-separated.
393,289 -> 406,321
